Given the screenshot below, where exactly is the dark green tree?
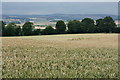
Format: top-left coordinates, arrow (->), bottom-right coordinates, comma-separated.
67,20 -> 82,33
22,22 -> 34,36
55,20 -> 66,34
42,26 -> 55,35
0,21 -> 6,36
95,19 -> 104,33
96,16 -> 116,33
33,29 -> 41,35
5,23 -> 20,36
15,26 -> 22,36
81,18 -> 95,33
115,27 -> 120,33
103,16 -> 116,33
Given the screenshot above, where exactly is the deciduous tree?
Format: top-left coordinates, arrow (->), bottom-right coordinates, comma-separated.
55,20 -> 66,34
22,22 -> 34,36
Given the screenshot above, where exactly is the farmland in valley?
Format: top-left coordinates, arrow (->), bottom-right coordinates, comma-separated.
2,34 -> 119,78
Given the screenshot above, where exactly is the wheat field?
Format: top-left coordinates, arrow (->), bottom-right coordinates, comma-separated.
1,34 -> 119,78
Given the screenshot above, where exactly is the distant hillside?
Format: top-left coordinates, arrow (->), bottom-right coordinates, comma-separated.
2,14 -> 118,24
3,14 -> 118,20
45,14 -> 118,20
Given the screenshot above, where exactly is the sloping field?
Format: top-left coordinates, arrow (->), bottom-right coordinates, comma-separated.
2,34 -> 119,78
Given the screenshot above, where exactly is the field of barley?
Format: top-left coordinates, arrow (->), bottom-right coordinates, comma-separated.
2,34 -> 119,78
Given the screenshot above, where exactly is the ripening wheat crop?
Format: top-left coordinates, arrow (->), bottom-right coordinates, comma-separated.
2,34 -> 119,78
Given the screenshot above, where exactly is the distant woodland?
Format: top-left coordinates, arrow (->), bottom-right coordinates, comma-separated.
1,16 -> 120,36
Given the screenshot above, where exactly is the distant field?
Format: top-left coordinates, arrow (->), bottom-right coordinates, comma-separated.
2,34 -> 119,78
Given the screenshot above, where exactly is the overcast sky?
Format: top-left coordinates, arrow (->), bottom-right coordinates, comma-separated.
2,2 -> 118,15
2,0 -> 120,2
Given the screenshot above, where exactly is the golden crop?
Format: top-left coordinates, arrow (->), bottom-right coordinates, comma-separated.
1,34 -> 119,78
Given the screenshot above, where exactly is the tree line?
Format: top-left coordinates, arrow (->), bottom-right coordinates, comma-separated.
1,16 -> 120,36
